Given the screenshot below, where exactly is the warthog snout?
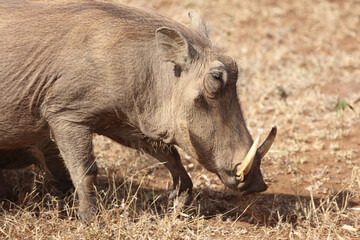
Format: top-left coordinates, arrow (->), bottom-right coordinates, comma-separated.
234,126 -> 277,193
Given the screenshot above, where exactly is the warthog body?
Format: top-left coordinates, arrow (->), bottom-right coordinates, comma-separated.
0,1 -> 276,222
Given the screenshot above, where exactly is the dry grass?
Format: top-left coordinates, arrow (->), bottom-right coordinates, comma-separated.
1,0 -> 360,239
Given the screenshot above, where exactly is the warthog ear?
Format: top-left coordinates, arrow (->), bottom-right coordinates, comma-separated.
188,11 -> 209,38
156,27 -> 193,70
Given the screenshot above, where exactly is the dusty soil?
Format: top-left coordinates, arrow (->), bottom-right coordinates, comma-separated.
1,0 -> 359,239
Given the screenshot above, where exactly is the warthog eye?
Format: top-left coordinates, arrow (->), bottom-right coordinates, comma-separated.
204,70 -> 225,98
211,71 -> 223,82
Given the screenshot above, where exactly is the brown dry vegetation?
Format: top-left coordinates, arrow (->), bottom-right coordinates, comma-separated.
1,0 -> 360,239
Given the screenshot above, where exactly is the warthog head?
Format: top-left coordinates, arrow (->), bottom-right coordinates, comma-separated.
154,12 -> 276,193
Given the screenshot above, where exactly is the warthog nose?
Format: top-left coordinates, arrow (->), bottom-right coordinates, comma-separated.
243,178 -> 268,193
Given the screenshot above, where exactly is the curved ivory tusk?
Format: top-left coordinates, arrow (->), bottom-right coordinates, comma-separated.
235,136 -> 260,182
258,126 -> 277,159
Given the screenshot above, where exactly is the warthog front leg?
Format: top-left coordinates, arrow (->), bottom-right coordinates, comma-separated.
99,130 -> 193,204
48,120 -> 97,223
145,145 -> 193,203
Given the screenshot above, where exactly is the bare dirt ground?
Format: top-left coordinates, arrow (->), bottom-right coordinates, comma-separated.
1,0 -> 359,239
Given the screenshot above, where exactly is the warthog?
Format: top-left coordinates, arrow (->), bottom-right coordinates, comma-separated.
0,1 -> 276,222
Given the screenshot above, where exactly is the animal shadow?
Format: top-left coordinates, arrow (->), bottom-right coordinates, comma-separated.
191,188 -> 359,227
